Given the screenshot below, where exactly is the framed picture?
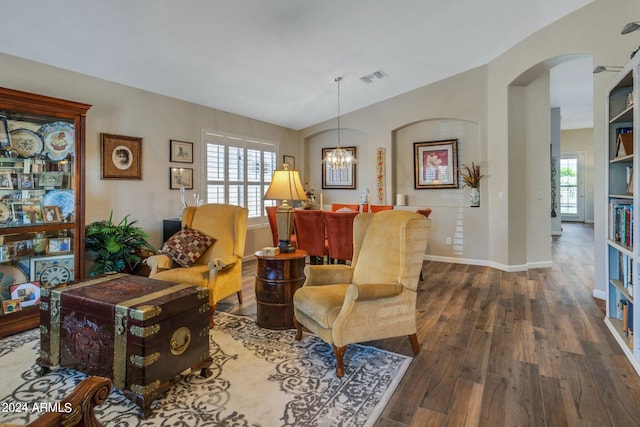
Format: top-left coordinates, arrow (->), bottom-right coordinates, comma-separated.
413,139 -> 459,189
170,140 -> 193,163
22,204 -> 42,224
0,115 -> 10,148
100,133 -> 143,180
170,167 -> 193,189
47,237 -> 71,254
283,155 -> 296,169
30,254 -> 74,283
17,173 -> 34,189
10,282 -> 41,307
2,298 -> 21,315
3,235 -> 34,257
321,147 -> 357,189
11,202 -> 32,224
39,171 -> 64,188
0,171 -> 13,189
42,205 -> 62,223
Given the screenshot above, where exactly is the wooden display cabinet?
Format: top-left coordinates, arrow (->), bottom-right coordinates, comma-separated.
0,87 -> 90,338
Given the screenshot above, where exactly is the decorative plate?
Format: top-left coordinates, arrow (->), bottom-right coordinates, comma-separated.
37,121 -> 74,161
0,265 -> 28,287
41,190 -> 75,219
9,128 -> 43,157
0,202 -> 10,222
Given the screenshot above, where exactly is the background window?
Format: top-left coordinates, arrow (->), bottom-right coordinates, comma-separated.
203,131 -> 277,227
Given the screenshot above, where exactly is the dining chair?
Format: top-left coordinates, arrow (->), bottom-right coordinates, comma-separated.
416,208 -> 432,218
330,203 -> 360,212
293,209 -> 328,264
416,208 -> 432,280
368,204 -> 393,213
322,210 -> 359,264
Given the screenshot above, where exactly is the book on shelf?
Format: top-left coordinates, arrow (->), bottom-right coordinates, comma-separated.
623,300 -> 629,332
609,200 -> 634,247
627,166 -> 634,194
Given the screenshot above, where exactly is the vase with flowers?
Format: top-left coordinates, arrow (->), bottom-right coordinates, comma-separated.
459,162 -> 485,207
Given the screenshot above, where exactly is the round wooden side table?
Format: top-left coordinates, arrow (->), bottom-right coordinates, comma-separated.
254,249 -> 307,329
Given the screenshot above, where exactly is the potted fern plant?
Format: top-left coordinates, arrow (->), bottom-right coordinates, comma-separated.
459,162 -> 485,207
85,211 -> 155,276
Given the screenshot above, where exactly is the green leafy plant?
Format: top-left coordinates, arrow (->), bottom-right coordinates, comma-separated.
85,212 -> 155,276
459,162 -> 485,188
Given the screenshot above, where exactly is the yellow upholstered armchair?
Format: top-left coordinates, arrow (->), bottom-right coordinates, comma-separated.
293,210 -> 430,377
146,204 -> 248,327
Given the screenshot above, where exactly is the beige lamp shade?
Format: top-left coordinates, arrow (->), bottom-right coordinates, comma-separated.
264,165 -> 307,202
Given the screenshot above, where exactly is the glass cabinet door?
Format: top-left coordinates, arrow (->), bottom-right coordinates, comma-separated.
0,87 -> 89,337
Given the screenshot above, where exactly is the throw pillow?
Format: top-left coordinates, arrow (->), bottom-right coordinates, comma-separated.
159,227 -> 216,268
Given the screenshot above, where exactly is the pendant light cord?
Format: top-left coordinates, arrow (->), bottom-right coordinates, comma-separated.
336,77 -> 342,148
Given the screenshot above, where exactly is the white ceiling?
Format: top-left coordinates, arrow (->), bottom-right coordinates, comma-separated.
0,0 -> 593,130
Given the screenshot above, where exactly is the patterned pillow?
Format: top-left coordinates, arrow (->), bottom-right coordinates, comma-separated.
159,227 -> 216,268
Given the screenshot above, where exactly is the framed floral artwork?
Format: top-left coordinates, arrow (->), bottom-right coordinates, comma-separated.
413,139 -> 459,189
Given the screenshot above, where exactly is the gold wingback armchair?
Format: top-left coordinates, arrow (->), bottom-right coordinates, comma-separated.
293,210 -> 430,377
146,204 -> 248,327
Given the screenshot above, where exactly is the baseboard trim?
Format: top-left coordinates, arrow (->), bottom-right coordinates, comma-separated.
424,255 -> 551,272
592,289 -> 606,300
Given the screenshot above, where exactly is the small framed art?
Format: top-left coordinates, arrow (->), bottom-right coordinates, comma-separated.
0,171 -> 13,189
283,155 -> 296,169
2,298 -> 21,314
170,140 -> 193,163
10,282 -> 40,307
48,237 -> 71,254
17,173 -> 34,189
413,139 -> 459,189
101,133 -> 143,180
170,167 -> 193,189
42,205 -> 63,223
22,204 -> 42,224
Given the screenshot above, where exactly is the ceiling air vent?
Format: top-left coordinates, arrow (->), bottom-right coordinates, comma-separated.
360,69 -> 388,84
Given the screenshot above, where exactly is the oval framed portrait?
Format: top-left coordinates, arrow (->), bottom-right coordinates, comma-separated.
100,133 -> 143,180
112,145 -> 133,170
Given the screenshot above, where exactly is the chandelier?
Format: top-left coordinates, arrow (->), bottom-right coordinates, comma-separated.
322,77 -> 357,170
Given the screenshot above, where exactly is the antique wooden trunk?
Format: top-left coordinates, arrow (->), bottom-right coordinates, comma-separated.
37,274 -> 212,416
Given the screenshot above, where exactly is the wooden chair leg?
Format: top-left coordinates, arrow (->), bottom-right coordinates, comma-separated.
408,333 -> 420,354
333,345 -> 347,378
293,316 -> 303,341
237,290 -> 243,305
209,304 -> 217,328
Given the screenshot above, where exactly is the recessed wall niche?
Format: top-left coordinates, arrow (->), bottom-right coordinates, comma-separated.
392,118 -> 481,207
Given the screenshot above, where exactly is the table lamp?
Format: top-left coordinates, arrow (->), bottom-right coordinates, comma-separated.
264,163 -> 307,253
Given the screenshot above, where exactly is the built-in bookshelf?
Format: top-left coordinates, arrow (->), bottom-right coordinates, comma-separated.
605,54 -> 640,375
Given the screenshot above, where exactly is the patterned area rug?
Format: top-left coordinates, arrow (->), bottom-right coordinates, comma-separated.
0,312 -> 410,426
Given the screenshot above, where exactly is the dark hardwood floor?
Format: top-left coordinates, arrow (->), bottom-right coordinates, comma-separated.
225,222 -> 640,426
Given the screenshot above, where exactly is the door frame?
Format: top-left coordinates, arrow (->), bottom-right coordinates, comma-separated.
560,151 -> 585,222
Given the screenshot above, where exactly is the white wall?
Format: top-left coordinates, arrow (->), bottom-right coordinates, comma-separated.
0,0 -> 633,293
0,54 -> 299,255
299,0 -> 636,283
